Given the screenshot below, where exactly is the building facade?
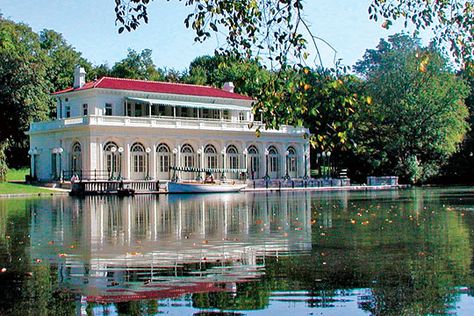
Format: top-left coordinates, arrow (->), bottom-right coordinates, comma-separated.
28,67 -> 309,181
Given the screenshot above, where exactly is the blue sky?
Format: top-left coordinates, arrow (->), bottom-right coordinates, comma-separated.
1,0 -> 425,71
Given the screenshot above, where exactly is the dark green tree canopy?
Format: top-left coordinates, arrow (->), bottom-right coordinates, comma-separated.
0,18 -> 51,166
351,34 -> 470,183
110,48 -> 164,80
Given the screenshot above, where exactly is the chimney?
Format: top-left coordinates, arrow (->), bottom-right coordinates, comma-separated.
223,82 -> 235,93
73,65 -> 86,88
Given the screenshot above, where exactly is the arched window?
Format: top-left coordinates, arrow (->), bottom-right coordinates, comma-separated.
131,143 -> 146,176
104,142 -> 120,178
248,146 -> 258,155
157,143 -> 170,173
287,146 -> 297,175
204,144 -> 217,169
181,144 -> 194,168
226,145 -> 239,170
247,145 -> 259,177
268,146 -> 279,175
71,142 -> 81,172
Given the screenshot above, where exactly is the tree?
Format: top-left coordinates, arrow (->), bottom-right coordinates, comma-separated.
0,18 -> 51,167
351,34 -> 469,183
438,69 -> 474,183
110,48 -> 164,80
39,29 -> 93,117
184,55 -> 271,97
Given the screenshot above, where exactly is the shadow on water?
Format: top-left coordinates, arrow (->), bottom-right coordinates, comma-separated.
0,187 -> 473,315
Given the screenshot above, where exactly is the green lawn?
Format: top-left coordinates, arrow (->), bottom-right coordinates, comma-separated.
0,182 -> 53,195
1,168 -> 56,195
6,168 -> 29,181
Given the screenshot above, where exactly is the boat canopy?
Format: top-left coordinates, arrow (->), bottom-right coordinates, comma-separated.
170,166 -> 247,173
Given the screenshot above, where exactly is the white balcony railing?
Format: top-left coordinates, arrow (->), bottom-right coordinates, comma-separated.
29,115 -> 308,135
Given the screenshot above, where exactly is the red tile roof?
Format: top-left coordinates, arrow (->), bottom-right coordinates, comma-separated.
53,77 -> 253,101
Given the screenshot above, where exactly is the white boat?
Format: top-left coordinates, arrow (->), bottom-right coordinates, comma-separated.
167,181 -> 247,194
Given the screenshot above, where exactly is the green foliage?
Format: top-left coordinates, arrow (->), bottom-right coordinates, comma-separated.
368,0 -> 473,66
0,18 -> 51,168
110,48 -> 164,81
351,34 -> 470,183
39,29 -> 93,118
299,68 -> 367,151
192,282 -> 270,310
184,55 -> 271,97
438,70 -> 474,183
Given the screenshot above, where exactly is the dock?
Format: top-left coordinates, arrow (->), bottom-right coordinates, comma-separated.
68,177 -> 405,196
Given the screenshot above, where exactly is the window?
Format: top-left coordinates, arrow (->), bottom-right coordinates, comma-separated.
248,146 -> 259,175
71,142 -> 82,172
82,104 -> 88,116
239,112 -> 245,121
269,146 -> 279,173
104,142 -> 120,177
134,103 -> 142,117
126,103 -> 132,116
65,106 -> 71,118
105,103 -> 113,116
159,104 -> 166,116
288,147 -> 297,173
157,144 -> 170,173
223,110 -> 230,120
227,145 -> 239,169
181,144 -> 194,168
204,145 -> 217,169
134,155 -> 145,173
131,143 -> 145,173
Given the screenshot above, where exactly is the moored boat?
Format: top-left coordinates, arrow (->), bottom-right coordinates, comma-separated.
167,181 -> 246,194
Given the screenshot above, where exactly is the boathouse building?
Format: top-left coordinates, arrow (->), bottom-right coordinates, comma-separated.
28,67 -> 309,182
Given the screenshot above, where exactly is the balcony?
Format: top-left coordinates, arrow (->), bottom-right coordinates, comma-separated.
29,115 -> 308,135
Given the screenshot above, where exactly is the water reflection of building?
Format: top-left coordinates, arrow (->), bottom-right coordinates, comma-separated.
29,193 -> 311,303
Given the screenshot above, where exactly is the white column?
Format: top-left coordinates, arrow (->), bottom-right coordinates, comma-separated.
97,138 -> 102,173
261,144 -> 267,179
151,144 -> 157,179
124,142 -> 131,180
221,147 -> 226,180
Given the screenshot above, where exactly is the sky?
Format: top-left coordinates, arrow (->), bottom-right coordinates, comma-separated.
0,0 -> 429,71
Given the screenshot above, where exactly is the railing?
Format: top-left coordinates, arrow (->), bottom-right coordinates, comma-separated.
63,169 -> 114,181
72,180 -> 160,195
30,115 -> 308,135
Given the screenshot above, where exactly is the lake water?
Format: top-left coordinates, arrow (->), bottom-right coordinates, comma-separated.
1,188 -> 474,315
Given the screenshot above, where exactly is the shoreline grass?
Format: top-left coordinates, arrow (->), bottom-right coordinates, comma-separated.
1,168 -> 59,195
0,182 -> 54,195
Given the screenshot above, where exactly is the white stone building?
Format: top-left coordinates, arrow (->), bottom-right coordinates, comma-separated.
28,67 -> 309,182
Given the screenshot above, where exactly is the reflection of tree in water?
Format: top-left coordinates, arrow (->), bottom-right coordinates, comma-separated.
0,199 -> 76,315
192,281 -> 271,310
263,189 -> 472,315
